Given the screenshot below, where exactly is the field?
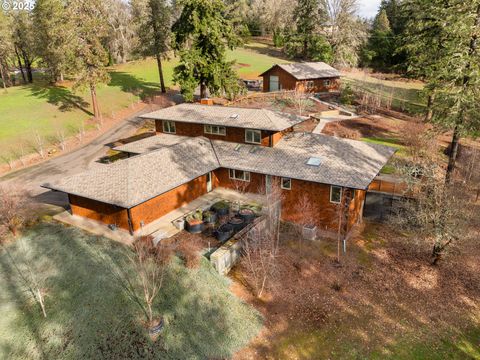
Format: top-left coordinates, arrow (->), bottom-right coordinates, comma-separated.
0,42 -> 283,159
0,223 -> 262,359
342,69 -> 426,115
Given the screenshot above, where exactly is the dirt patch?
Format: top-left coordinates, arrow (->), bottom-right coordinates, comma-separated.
237,63 -> 252,68
232,223 -> 480,359
322,115 -> 406,140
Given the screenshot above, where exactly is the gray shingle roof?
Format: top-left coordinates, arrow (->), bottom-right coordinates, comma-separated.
43,132 -> 395,208
114,134 -> 191,154
140,103 -> 307,131
43,137 -> 218,208
261,62 -> 340,80
212,132 -> 396,189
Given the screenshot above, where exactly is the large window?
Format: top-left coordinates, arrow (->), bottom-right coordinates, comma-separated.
330,185 -> 342,204
323,79 -> 331,87
245,129 -> 262,144
229,169 -> 251,182
281,177 -> 292,190
204,124 -> 226,136
162,120 -> 176,134
306,81 -> 315,90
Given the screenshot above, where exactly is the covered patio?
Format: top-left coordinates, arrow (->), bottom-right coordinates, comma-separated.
54,187 -> 266,244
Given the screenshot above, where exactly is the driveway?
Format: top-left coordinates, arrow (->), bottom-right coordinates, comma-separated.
0,108 -> 151,208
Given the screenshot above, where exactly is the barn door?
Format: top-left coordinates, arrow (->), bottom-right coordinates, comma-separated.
269,75 -> 279,91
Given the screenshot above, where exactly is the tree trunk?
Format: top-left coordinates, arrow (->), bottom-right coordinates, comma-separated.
445,125 -> 460,184
14,47 -> 26,83
200,82 -> 207,99
156,54 -> 166,93
0,62 -> 7,90
90,84 -> 101,121
24,57 -> 33,83
424,92 -> 435,122
60,72 -> 64,82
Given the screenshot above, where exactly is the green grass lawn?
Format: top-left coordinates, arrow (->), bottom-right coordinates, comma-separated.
342,74 -> 426,115
0,42 -> 284,158
0,223 -> 262,359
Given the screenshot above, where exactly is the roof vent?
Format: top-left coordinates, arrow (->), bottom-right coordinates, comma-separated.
229,114 -> 239,119
306,157 -> 322,166
249,146 -> 259,154
234,144 -> 242,151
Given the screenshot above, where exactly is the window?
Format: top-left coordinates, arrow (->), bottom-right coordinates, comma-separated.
229,169 -> 250,182
330,185 -> 342,204
245,129 -> 262,144
306,80 -> 315,90
281,177 -> 291,190
323,79 -> 331,87
204,124 -> 226,136
162,120 -> 176,134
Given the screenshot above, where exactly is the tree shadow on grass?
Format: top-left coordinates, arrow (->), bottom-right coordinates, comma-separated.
0,223 -> 261,359
28,82 -> 93,116
108,71 -> 161,100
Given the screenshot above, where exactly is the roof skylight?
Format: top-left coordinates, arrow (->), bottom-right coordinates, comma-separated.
229,114 -> 239,119
306,157 -> 322,166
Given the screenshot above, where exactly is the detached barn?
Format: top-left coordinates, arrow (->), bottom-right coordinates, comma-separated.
260,62 -> 340,93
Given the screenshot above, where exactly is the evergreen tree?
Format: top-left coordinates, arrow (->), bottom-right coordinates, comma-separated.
172,0 -> 242,101
33,0 -> 74,83
131,0 -> 171,93
403,0 -> 480,182
68,0 -> 110,121
362,9 -> 395,70
283,0 -> 333,62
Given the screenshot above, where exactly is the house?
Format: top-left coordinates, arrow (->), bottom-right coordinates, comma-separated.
260,62 -> 340,93
42,103 -> 394,238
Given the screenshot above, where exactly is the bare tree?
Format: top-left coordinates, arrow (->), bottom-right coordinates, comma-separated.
240,178 -> 283,298
30,130 -> 46,159
111,236 -> 173,329
2,239 -> 48,318
0,152 -> 15,171
74,120 -> 86,144
55,128 -> 67,151
289,87 -> 311,116
293,194 -> 316,244
0,185 -> 34,240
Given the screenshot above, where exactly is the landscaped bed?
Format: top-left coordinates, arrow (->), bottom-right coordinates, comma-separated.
0,223 -> 262,359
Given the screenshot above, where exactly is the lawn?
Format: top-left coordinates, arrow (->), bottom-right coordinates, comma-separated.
0,42 -> 284,158
342,70 -> 426,115
0,223 -> 262,359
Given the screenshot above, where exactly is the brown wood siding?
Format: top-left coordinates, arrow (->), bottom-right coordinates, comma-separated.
262,66 -> 298,92
156,120 -> 281,147
69,194 -> 130,231
213,168 -> 266,194
262,66 -> 340,93
281,179 -> 344,231
347,189 -> 366,231
129,174 -> 208,231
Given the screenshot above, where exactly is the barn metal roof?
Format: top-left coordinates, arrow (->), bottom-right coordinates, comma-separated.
260,62 -> 340,80
139,103 -> 307,131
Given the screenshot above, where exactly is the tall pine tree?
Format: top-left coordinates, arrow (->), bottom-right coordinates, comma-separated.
403,0 -> 480,182
172,0 -> 242,101
131,0 -> 171,93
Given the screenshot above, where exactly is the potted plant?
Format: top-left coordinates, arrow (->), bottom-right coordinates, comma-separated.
185,209 -> 204,233
216,223 -> 234,242
238,208 -> 256,223
211,201 -> 230,216
228,216 -> 245,231
173,217 -> 186,230
203,210 -> 217,224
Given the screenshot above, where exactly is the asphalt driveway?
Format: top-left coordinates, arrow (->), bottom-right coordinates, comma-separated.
0,108 -> 150,208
